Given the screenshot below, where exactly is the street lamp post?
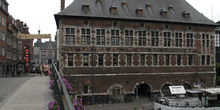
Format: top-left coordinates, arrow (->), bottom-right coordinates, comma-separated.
136,83 -> 140,109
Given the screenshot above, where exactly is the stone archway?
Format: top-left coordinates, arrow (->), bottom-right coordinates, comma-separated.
183,82 -> 192,90
134,83 -> 152,100
161,82 -> 172,96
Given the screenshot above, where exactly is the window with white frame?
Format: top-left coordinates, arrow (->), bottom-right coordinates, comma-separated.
81,29 -> 90,45
7,36 -> 12,46
186,33 -> 193,47
113,54 -> 118,66
96,29 -> 105,45
111,29 -> 120,45
207,55 -> 210,65
177,55 -> 181,65
112,88 -> 121,95
215,33 -> 220,47
151,31 -> 159,46
140,54 -> 145,66
125,30 -> 133,46
13,53 -> 17,60
201,55 -> 205,65
163,32 -> 171,47
188,55 -> 193,65
127,54 -> 132,66
66,28 -> 75,45
2,16 -> 5,26
165,55 -> 170,65
18,41 -> 22,51
0,14 -> 1,24
175,32 -> 182,47
138,31 -> 147,46
202,34 -> 210,47
98,54 -> 103,66
83,86 -> 89,94
2,46 -> 5,56
68,54 -> 73,66
13,41 -> 17,49
153,55 -> 157,66
2,31 -> 5,41
83,54 -> 89,66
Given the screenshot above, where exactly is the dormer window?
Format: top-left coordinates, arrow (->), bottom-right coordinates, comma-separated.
140,23 -> 144,27
84,20 -> 89,25
146,2 -> 151,8
182,11 -> 190,19
96,0 -> 101,5
160,7 -> 168,17
168,5 -> 173,11
82,5 -> 90,13
110,3 -> 117,15
112,22 -> 117,27
136,6 -> 143,16
122,1 -> 127,7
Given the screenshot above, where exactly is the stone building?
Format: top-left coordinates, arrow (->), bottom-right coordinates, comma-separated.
6,15 -> 19,77
0,0 -> 8,77
34,35 -> 56,66
55,0 -> 217,103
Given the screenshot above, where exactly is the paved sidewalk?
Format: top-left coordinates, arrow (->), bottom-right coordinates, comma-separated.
0,76 -> 53,110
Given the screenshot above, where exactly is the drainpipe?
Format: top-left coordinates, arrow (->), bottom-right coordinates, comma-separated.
92,16 -> 95,105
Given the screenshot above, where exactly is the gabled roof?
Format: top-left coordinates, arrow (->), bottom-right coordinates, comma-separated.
55,0 -> 216,27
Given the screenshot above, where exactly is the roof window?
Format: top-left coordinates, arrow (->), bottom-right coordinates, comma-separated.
110,3 -> 117,15
182,11 -> 190,19
96,0 -> 101,5
168,4 -> 173,11
122,0 -> 127,7
146,2 -> 151,8
160,7 -> 168,17
136,6 -> 144,16
82,5 -> 90,13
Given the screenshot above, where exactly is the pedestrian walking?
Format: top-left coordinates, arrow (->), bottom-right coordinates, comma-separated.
43,62 -> 49,76
39,62 -> 43,77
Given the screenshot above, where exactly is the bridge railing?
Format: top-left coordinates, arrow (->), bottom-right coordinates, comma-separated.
51,63 -> 74,110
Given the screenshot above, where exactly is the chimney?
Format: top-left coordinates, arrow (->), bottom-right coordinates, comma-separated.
61,0 -> 65,11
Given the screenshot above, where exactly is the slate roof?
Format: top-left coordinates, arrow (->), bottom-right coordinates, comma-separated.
55,0 -> 216,26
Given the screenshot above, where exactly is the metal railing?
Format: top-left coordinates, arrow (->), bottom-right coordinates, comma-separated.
51,63 -> 74,110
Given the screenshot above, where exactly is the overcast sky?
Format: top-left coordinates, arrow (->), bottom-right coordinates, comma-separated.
6,0 -> 220,43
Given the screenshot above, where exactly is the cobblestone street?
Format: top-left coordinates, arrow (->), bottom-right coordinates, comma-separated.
0,75 -> 32,105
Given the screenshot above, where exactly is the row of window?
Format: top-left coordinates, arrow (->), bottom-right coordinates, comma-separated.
65,28 -> 210,47
67,54 -> 209,67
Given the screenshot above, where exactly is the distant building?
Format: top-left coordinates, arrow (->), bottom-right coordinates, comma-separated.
16,20 -> 33,73
55,0 -> 217,103
34,34 -> 55,66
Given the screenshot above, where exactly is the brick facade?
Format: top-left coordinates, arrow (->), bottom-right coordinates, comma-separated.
55,0 -> 216,104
